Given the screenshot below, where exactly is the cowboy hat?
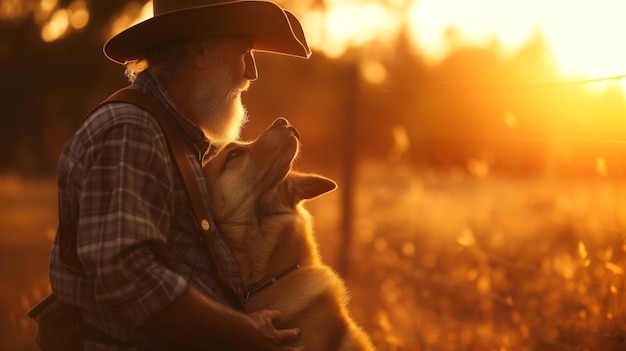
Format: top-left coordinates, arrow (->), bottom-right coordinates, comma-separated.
104,0 -> 311,64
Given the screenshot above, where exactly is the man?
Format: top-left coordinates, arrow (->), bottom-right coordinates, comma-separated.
48,1 -> 311,350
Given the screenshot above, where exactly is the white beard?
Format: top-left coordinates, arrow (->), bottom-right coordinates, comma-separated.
191,62 -> 250,143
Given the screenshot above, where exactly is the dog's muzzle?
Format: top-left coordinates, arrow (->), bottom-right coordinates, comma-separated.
272,117 -> 300,139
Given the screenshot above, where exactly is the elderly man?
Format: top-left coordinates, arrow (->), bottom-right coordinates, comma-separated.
48,1 -> 311,350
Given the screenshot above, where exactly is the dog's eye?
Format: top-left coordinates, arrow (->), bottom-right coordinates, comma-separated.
225,148 -> 245,163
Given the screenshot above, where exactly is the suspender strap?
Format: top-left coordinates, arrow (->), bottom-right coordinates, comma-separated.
60,88 -> 240,307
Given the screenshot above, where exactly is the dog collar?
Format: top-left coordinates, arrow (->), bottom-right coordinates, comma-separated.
245,264 -> 301,300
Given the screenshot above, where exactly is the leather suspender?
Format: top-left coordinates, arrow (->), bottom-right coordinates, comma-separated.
60,88 -> 241,307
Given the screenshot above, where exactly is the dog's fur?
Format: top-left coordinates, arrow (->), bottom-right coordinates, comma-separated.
204,118 -> 375,351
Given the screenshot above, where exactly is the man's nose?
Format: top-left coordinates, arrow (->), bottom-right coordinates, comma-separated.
244,52 -> 258,81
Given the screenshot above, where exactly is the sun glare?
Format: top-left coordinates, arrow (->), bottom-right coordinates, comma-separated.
405,0 -> 626,82
407,0 -> 535,63
293,0 -> 626,91
300,0 -> 405,59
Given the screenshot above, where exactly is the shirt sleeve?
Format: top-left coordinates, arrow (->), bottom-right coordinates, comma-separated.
77,116 -> 188,326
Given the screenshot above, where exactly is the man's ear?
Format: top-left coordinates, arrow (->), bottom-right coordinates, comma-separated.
189,39 -> 212,69
289,171 -> 337,203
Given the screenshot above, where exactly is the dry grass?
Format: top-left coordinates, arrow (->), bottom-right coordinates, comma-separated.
4,164 -> 626,350
324,162 -> 626,351
0,175 -> 55,351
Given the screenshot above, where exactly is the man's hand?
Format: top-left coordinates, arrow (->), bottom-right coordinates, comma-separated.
142,286 -> 304,350
247,309 -> 304,351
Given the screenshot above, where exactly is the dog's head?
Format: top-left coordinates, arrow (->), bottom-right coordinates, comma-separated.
205,118 -> 337,227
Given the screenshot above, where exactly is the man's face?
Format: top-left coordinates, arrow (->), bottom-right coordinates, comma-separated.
192,35 -> 258,143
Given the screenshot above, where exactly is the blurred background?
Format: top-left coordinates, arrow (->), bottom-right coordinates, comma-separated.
3,0 -> 626,350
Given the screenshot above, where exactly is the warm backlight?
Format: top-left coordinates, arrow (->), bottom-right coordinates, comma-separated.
297,0 -> 626,89
408,1 -> 626,86
22,0 -> 626,87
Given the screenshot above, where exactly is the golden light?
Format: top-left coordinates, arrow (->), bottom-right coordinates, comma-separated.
467,158 -> 489,177
405,1 -> 626,84
406,0 -> 535,64
596,157 -> 608,176
0,0 -> 35,21
503,111 -> 518,129
32,0 -> 54,26
578,241 -> 588,259
536,3 -> 626,78
300,0 -> 404,59
35,0 -> 88,42
359,60 -> 387,84
295,0 -> 626,92
389,124 -> 410,162
68,0 -> 89,30
605,262 -> 624,275
457,227 -> 476,247
40,0 -> 57,13
400,241 -> 415,257
108,1 -> 152,41
40,9 -> 69,42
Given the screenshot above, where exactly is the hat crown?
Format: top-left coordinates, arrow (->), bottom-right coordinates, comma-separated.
154,0 -> 234,15
104,0 -> 311,64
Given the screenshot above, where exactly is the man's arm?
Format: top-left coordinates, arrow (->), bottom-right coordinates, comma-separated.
142,284 -> 304,351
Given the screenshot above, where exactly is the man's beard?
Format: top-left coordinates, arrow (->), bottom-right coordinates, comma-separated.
192,65 -> 250,143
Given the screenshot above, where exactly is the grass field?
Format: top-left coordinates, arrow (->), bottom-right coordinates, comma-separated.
337,162 -> 626,350
0,175 -> 55,351
3,162 -> 626,350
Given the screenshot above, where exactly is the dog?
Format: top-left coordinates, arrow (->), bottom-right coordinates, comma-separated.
204,118 -> 375,351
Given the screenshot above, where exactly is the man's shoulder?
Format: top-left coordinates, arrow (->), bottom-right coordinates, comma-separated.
86,100 -> 162,134
61,100 -> 167,161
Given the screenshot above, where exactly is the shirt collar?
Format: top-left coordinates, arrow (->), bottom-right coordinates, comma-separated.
131,70 -> 212,157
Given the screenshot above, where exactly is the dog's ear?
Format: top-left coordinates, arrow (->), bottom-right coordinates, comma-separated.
288,172 -> 337,203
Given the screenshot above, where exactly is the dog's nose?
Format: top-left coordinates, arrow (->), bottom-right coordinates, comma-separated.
272,118 -> 300,139
273,118 -> 289,128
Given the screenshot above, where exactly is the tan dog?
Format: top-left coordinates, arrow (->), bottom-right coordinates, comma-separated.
204,118 -> 375,351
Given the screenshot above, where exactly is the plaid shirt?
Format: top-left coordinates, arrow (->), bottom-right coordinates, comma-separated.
49,71 -> 243,348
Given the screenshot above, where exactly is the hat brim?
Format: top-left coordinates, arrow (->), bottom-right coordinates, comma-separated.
104,1 -> 311,64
